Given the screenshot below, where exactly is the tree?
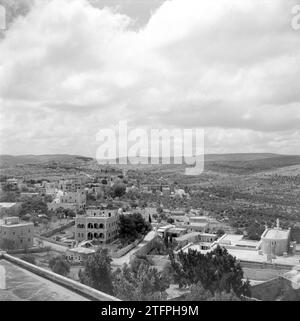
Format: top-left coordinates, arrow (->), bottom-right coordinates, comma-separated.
247,223 -> 265,241
64,208 -> 76,218
79,248 -> 114,295
113,262 -> 170,301
167,217 -> 174,224
0,238 -> 16,250
44,194 -> 53,203
169,246 -> 251,297
185,282 -> 214,300
118,213 -> 152,244
152,213 -> 158,220
130,255 -> 153,274
159,212 -> 168,221
156,207 -> 163,214
216,229 -> 225,238
0,191 -> 18,202
49,256 -> 70,276
209,290 -> 241,301
19,197 -> 48,216
111,183 -> 126,198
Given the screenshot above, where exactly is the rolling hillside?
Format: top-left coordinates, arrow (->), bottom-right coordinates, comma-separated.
1,153 -> 300,176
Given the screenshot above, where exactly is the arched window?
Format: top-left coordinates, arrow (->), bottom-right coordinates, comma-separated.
94,233 -> 98,238
88,223 -> 93,229
99,223 -> 104,229
94,223 -> 98,229
99,233 -> 104,238
87,232 -> 93,240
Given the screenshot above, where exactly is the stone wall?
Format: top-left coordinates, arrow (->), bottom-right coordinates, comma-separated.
41,220 -> 75,238
240,260 -> 292,270
110,240 -> 139,258
37,235 -> 69,247
250,277 -> 300,301
132,236 -> 160,258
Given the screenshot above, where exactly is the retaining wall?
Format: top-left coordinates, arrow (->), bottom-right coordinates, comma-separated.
41,220 -> 75,238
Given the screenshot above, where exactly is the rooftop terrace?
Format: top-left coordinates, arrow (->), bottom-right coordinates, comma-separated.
0,260 -> 89,301
263,229 -> 290,240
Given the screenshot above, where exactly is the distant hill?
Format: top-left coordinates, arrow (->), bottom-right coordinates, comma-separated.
1,153 -> 300,175
204,154 -> 300,174
0,154 -> 94,167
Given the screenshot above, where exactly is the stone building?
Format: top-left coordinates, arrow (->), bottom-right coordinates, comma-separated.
261,219 -> 291,257
75,208 -> 119,244
0,217 -> 34,250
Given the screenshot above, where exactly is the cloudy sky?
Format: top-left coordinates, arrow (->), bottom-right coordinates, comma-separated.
0,0 -> 300,157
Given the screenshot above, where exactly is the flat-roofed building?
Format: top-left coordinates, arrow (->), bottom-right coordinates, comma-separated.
189,216 -> 209,224
0,217 -> 34,249
182,222 -> 208,233
166,227 -> 187,238
174,232 -> 201,248
168,227 -> 187,237
157,224 -> 175,237
261,219 -> 291,256
0,202 -> 21,217
170,210 -> 186,216
75,208 -> 119,244
199,233 -> 218,243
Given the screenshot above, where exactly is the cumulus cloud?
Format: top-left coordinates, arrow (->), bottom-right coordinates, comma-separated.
0,0 -> 299,156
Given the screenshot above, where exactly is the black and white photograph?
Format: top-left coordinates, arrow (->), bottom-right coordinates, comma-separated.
1,0 -> 300,309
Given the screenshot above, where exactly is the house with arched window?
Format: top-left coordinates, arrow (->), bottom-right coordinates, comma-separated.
75,207 -> 119,244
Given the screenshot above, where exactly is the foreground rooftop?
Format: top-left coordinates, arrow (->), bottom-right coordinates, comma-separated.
0,252 -> 120,301
0,260 -> 89,301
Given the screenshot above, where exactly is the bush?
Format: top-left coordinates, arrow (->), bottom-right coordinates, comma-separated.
49,256 -> 70,276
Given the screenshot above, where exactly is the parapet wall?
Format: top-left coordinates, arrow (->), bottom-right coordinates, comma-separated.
1,252 -> 120,301
7,246 -> 50,255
